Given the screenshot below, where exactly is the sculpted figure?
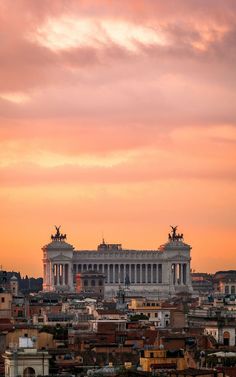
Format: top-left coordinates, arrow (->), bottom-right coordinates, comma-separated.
51,226 -> 67,242
55,225 -> 61,238
170,225 -> 178,240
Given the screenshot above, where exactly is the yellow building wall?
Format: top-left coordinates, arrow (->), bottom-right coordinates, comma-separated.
6,330 -> 54,349
140,349 -> 188,372
0,293 -> 12,310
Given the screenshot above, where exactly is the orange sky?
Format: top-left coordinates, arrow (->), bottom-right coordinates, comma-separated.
0,0 -> 236,276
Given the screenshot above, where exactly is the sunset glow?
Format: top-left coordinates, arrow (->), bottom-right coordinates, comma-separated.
33,17 -> 167,52
0,0 -> 236,276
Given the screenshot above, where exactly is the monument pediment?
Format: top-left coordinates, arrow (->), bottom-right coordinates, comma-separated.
167,254 -> 189,261
51,253 -> 72,261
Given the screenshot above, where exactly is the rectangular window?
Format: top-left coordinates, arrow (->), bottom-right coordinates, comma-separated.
1,297 -> 5,303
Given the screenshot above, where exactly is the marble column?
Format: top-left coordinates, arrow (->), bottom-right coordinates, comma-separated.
179,264 -> 182,285
158,264 -> 162,283
61,264 -> 64,286
183,263 -> 186,285
137,264 -> 140,283
56,264 -> 59,286
120,264 -> 124,283
142,264 -> 145,283
172,264 -> 176,285
114,264 -> 118,283
104,264 -> 108,283
62,264 -> 65,285
51,263 -> 54,289
152,264 -> 154,284
108,264 -> 111,283
60,264 -> 62,286
147,264 -> 151,283
65,264 -> 68,285
113,264 -> 115,284
125,264 -> 130,284
45,262 -> 50,287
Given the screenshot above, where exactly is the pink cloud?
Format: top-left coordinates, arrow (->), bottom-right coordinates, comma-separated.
0,0 -> 236,275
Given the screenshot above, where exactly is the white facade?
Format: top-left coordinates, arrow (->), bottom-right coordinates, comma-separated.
42,228 -> 193,298
128,298 -> 171,327
219,281 -> 236,295
204,326 -> 236,346
4,348 -> 50,377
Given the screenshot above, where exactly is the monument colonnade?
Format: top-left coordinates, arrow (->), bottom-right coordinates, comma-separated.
42,225 -> 192,294
72,261 -> 189,286
44,260 -> 189,288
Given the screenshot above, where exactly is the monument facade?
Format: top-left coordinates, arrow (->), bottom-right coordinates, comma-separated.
42,226 -> 193,297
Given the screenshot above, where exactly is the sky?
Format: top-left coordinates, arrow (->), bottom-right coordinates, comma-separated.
0,0 -> 236,276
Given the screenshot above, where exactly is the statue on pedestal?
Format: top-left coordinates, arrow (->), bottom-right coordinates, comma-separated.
51,225 -> 67,241
168,225 -> 184,242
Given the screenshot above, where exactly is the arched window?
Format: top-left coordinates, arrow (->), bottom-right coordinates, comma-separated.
231,286 -> 235,294
84,280 -> 88,287
225,285 -> 229,294
91,280 -> 96,286
223,331 -> 230,346
23,367 -> 35,377
98,279 -> 103,286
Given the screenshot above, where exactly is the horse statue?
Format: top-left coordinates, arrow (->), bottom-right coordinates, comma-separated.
59,234 -> 67,241
169,226 -> 184,241
50,226 -> 67,242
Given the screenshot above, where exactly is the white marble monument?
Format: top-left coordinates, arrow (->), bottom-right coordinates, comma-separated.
42,226 -> 193,298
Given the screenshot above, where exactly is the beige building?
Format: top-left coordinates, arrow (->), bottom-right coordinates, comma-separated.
0,291 -> 12,319
6,330 -> 54,350
4,343 -> 50,377
10,275 -> 19,296
140,348 -> 190,372
76,270 -> 105,297
129,298 -> 171,327
213,271 -> 236,294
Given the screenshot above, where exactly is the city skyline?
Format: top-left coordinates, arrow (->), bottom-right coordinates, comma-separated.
0,0 -> 236,276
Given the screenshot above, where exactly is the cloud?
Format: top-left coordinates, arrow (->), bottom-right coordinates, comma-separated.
0,0 -> 236,275
1,124 -> 236,186
0,0 -> 236,96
